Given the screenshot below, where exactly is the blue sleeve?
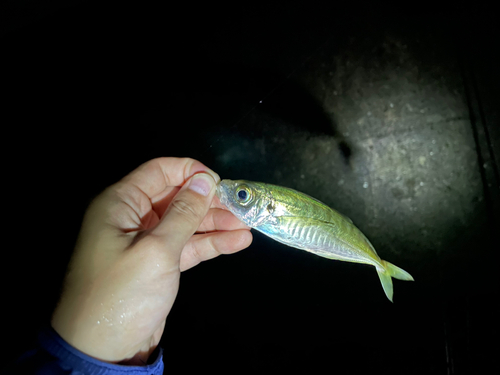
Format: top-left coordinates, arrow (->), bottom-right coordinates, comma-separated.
11,325 -> 164,375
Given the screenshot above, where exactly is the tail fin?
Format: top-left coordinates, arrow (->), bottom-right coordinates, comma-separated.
377,260 -> 414,302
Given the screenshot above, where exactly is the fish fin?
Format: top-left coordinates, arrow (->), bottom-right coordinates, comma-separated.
377,260 -> 414,302
381,260 -> 414,281
338,212 -> 353,224
377,269 -> 394,302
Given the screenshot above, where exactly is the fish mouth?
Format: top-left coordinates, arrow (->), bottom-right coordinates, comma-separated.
216,180 -> 230,208
215,181 -> 222,199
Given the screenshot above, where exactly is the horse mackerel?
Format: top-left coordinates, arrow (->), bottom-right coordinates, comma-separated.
216,179 -> 414,302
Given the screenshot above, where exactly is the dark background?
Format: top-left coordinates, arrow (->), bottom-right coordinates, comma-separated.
2,1 -> 499,374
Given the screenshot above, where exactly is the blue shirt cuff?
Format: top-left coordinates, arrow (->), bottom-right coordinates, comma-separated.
37,325 -> 164,374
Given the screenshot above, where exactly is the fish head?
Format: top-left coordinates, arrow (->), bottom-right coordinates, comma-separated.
216,179 -> 271,227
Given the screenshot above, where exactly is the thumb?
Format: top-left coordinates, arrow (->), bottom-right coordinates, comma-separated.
151,172 -> 218,256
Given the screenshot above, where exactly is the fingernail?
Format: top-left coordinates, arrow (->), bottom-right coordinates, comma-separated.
188,173 -> 215,196
206,170 -> 220,184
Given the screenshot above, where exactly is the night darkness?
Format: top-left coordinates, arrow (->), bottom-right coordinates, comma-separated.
2,1 -> 499,374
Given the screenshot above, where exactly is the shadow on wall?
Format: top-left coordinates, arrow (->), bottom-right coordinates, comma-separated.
141,64 -> 353,175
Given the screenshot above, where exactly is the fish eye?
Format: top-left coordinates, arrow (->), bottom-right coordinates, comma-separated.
235,185 -> 252,204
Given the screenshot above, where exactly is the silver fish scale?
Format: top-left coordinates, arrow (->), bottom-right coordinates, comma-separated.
270,216 -> 370,264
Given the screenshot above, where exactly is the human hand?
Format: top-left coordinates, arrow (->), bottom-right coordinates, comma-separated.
51,157 -> 252,365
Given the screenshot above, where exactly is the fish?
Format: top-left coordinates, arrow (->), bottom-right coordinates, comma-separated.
216,179 -> 414,302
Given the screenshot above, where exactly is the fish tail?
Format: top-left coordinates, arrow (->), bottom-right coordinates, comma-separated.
376,260 -> 414,302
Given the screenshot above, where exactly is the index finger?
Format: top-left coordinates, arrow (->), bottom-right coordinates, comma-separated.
121,157 -> 220,199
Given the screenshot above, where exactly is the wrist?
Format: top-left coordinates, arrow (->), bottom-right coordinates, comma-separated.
38,325 -> 165,373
